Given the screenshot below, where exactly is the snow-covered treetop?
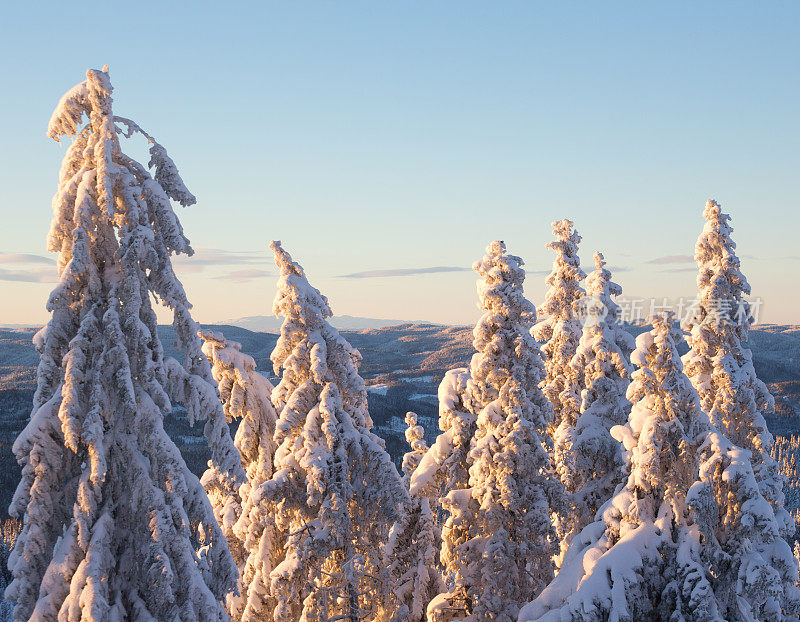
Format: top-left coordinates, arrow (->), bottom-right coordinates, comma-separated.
269,239 -> 372,432
45,68 -> 190,281
581,251 -> 623,328
468,240 -> 551,428
628,312 -> 688,396
680,200 -> 774,446
402,412 -> 429,488
575,251 -> 634,364
199,329 -> 277,468
48,66 -> 195,213
406,241 -> 553,510
407,367 -> 472,498
270,240 -> 332,321
535,219 -> 586,341
200,330 -> 258,409
534,219 -> 587,478
683,199 -> 753,336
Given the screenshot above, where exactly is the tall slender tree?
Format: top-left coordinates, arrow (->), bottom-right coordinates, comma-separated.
427,241 -> 563,622
384,413 -> 443,622
7,67 -> 237,621
682,199 -> 792,534
681,199 -> 799,619
200,330 -> 281,621
559,252 -> 633,538
533,219 -> 586,451
532,219 -> 586,564
400,412 -> 429,490
264,241 -> 407,622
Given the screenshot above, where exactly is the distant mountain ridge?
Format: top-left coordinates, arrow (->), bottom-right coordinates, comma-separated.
218,314 -> 441,332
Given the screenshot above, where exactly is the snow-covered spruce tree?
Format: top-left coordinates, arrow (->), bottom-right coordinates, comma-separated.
558,252 -> 634,538
427,241 -> 563,622
405,370 -> 474,620
200,330 -> 281,621
682,199 -> 793,536
400,412 -> 430,490
263,241 -> 407,622
6,67 -> 237,621
689,431 -> 800,619
384,413 -> 443,622
519,313 -> 715,621
531,219 -> 586,564
532,219 -> 586,455
408,368 -> 473,502
521,313 -> 800,622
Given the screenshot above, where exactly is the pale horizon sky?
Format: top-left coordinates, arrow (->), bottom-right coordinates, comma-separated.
1,2 -> 798,326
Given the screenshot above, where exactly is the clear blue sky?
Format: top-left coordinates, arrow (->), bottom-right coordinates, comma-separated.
1,1 -> 798,325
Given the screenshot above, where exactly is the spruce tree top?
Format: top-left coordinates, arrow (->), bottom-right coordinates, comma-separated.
468,240 -> 552,429
536,219 -> 586,337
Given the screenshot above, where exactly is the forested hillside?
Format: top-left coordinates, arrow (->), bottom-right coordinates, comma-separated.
2,320 -> 798,516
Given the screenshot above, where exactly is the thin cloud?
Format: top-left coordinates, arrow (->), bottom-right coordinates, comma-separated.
172,248 -> 268,268
743,254 -> 800,262
0,268 -> 58,283
339,266 -> 471,279
0,252 -> 55,265
659,266 -> 698,273
213,269 -> 272,283
646,254 -> 694,265
171,264 -> 206,274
